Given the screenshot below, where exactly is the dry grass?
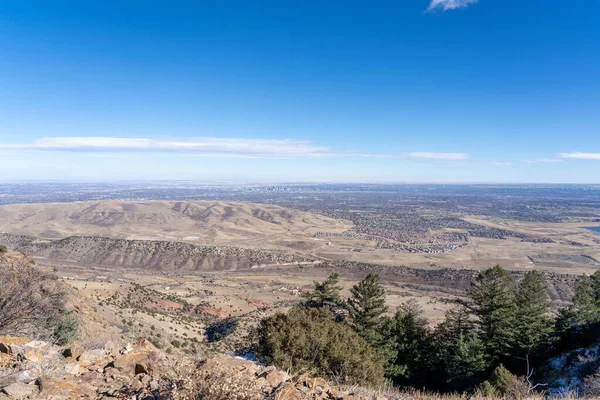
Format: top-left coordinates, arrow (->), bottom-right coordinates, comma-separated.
333,383 -> 582,400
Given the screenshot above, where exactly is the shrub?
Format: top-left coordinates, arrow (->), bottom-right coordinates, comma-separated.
256,306 -> 384,386
0,245 -> 7,253
0,253 -> 69,338
476,364 -> 528,398
52,309 -> 79,345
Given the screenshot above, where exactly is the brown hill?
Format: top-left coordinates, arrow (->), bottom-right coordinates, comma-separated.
0,200 -> 350,244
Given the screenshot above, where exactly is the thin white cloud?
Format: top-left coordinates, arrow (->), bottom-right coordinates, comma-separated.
491,161 -> 512,166
558,152 -> 600,160
0,136 -> 371,158
405,152 -> 469,161
427,0 -> 478,12
522,158 -> 564,164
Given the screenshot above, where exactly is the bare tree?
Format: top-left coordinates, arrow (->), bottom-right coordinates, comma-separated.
0,253 -> 66,337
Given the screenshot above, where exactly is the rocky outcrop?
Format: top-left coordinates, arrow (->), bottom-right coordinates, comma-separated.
0,336 -> 167,399
0,337 -> 381,400
0,233 -> 308,272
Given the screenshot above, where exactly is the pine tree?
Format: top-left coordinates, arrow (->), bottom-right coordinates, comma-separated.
557,274 -> 600,331
513,271 -> 553,355
348,273 -> 397,373
304,272 -> 343,308
468,265 -> 516,360
393,299 -> 429,381
446,333 -> 488,389
348,273 -> 388,346
435,305 -> 475,344
591,270 -> 600,306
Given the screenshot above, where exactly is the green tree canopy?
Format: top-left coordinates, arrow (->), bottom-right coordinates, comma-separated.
347,273 -> 397,373
348,273 -> 388,345
557,274 -> 600,332
468,265 -> 516,360
393,299 -> 429,381
513,271 -> 553,355
256,306 -> 384,386
304,272 -> 343,308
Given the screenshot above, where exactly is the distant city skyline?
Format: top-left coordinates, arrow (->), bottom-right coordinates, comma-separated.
1,1 -> 599,182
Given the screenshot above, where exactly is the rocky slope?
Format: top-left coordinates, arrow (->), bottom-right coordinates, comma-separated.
0,336 -> 396,400
0,233 -> 309,272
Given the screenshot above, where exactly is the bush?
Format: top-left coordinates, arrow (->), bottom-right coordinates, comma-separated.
476,364 -> 528,398
206,317 -> 238,342
256,306 -> 385,386
0,245 -> 7,253
52,309 -> 79,345
0,253 -> 69,338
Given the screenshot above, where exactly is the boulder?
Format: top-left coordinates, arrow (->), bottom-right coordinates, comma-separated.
257,366 -> 289,388
112,351 -> 151,376
62,345 -> 84,360
37,376 -> 97,400
0,370 -> 37,387
63,362 -> 81,376
77,349 -> 107,367
22,341 -> 49,363
2,382 -> 38,399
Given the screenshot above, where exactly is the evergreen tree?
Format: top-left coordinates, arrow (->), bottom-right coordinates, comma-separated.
348,273 -> 388,346
392,299 -> 429,382
446,333 -> 488,390
557,274 -> 600,331
304,272 -> 343,308
591,270 -> 600,306
435,305 -> 475,344
513,271 -> 553,355
468,265 -> 516,361
348,273 -> 397,373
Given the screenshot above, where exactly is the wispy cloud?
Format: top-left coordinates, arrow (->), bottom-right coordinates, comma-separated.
491,161 -> 513,166
427,0 -> 478,12
558,152 -> 600,160
404,152 -> 469,161
0,136 -> 376,159
522,158 -> 564,164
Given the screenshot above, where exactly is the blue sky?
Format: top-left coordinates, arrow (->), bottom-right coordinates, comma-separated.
0,0 -> 599,182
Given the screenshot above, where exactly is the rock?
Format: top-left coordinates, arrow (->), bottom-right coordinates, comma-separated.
77,349 -> 107,367
2,382 -> 38,398
139,375 -> 151,386
63,362 -> 81,375
37,376 -> 97,399
0,370 -> 37,387
22,341 -> 48,363
0,343 -> 10,354
134,338 -> 156,351
129,378 -> 144,392
112,351 -> 150,376
257,366 -> 289,388
134,363 -> 149,375
62,345 -> 84,360
80,371 -> 104,384
8,345 -> 24,359
0,353 -> 16,370
304,377 -> 329,392
103,367 -> 120,378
